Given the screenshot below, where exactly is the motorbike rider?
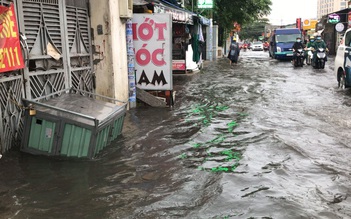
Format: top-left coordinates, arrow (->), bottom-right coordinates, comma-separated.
263,41 -> 269,51
312,35 -> 327,64
292,37 -> 305,64
304,36 -> 315,63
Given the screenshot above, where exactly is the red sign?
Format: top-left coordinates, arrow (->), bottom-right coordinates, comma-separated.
296,18 -> 302,29
172,60 -> 186,71
0,4 -> 24,73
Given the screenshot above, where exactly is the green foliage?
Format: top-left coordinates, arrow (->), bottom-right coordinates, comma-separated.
213,0 -> 272,29
239,18 -> 270,41
183,0 -> 272,32
183,0 -> 272,47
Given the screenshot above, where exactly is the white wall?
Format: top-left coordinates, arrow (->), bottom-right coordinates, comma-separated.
89,0 -> 129,103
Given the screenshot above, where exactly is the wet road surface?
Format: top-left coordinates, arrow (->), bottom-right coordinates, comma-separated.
2,50 -> 351,218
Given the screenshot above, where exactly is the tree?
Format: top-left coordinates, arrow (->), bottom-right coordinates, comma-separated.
239,18 -> 270,41
182,0 -> 272,46
213,0 -> 272,30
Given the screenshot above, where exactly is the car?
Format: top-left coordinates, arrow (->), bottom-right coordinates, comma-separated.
252,41 -> 264,51
335,28 -> 351,89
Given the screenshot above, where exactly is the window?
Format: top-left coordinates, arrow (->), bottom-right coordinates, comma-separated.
345,31 -> 351,47
341,2 -> 346,8
276,34 -> 301,43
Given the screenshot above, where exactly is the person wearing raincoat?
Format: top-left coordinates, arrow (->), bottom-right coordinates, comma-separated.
304,36 -> 315,64
312,35 -> 328,64
227,38 -> 240,65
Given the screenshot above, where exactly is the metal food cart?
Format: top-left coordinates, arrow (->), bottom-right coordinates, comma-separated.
21,88 -> 127,159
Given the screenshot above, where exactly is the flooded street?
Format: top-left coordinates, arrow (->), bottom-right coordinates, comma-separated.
2,50 -> 351,219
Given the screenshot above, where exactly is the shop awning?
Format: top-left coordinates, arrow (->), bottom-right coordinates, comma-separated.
134,0 -> 149,5
199,15 -> 211,26
151,0 -> 196,25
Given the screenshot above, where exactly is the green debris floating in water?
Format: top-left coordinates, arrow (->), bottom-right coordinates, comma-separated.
227,121 -> 238,132
211,163 -> 240,172
180,102 -> 248,173
197,163 -> 240,173
209,134 -> 226,144
179,153 -> 187,159
186,103 -> 230,127
221,150 -> 241,161
192,143 -> 202,148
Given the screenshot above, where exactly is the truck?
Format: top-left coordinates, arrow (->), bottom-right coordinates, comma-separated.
269,28 -> 302,60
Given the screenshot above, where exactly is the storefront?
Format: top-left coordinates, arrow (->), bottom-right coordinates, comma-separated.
319,9 -> 350,55
132,1 -> 211,105
153,1 -> 196,74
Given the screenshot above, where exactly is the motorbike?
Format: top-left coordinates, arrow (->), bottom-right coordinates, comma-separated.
263,42 -> 269,52
242,44 -> 248,51
305,48 -> 313,65
312,48 -> 326,69
293,48 -> 304,67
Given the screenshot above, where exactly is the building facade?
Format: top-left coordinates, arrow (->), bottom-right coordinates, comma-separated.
0,0 -> 130,155
318,0 -> 348,19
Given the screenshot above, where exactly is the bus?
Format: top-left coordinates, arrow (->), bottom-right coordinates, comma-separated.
269,28 -> 302,60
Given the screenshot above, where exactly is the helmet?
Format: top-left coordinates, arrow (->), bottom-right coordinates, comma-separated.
233,37 -> 237,41
310,36 -> 315,39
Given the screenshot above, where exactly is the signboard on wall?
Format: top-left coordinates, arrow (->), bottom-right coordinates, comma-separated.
328,13 -> 340,24
0,4 -> 25,73
335,23 -> 345,32
198,0 -> 213,8
154,4 -> 193,24
172,60 -> 186,71
303,19 -> 318,30
132,14 -> 173,90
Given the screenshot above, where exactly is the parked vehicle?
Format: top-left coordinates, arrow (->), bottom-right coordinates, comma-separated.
252,41 -> 263,51
293,48 -> 304,67
269,28 -> 302,60
335,28 -> 351,88
312,48 -> 326,69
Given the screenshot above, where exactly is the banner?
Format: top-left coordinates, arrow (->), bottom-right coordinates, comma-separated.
132,14 -> 172,90
126,19 -> 136,104
0,3 -> 24,73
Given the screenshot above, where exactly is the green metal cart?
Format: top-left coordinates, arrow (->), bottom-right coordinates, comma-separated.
21,88 -> 127,159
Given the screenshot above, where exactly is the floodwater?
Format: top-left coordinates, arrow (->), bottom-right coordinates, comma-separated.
2,50 -> 351,219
